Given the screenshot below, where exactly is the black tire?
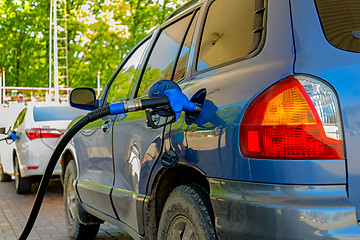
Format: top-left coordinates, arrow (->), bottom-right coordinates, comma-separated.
0,163 -> 11,182
157,184 -> 217,240
14,156 -> 31,194
64,160 -> 100,239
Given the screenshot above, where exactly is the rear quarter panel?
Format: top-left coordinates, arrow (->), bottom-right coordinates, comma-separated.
290,0 -> 360,219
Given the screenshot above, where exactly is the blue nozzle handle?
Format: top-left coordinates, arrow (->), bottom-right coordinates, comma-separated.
10,133 -> 19,140
164,89 -> 196,120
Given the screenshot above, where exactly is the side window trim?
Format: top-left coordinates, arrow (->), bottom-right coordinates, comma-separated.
100,34 -> 153,106
170,9 -> 199,82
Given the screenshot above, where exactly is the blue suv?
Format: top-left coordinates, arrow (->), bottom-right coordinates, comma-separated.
61,0 -> 360,239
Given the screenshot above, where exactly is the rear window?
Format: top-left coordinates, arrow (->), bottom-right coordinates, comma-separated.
315,0 -> 360,52
33,106 -> 87,122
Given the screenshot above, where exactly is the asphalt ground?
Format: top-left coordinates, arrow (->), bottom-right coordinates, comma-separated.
0,179 -> 133,240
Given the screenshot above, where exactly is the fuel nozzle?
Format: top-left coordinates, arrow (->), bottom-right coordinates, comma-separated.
108,89 -> 201,117
108,80 -> 203,120
0,130 -> 19,142
162,89 -> 202,120
85,80 -> 204,129
83,80 -> 206,129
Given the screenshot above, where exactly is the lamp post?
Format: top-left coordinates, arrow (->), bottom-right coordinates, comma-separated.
49,0 -> 53,102
0,73 -> 2,105
53,0 -> 59,103
97,71 -> 101,97
2,68 -> 5,104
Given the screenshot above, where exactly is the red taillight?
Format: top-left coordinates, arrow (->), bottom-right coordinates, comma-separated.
25,128 -> 41,140
25,128 -> 61,140
240,76 -> 344,159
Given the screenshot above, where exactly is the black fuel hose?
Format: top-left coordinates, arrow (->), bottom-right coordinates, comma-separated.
19,89 -> 200,239
19,106 -> 110,240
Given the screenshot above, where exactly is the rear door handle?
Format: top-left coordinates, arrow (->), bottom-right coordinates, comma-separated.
102,120 -> 111,134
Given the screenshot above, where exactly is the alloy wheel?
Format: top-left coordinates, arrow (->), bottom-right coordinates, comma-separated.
66,174 -> 76,224
14,160 -> 19,189
167,215 -> 197,240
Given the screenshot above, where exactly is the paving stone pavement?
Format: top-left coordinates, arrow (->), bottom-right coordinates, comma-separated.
0,180 -> 133,240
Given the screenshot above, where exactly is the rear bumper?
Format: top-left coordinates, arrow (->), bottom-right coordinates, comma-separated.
19,144 -> 61,177
21,164 -> 61,177
210,178 -> 360,239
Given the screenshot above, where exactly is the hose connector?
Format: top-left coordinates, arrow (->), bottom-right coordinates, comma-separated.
164,89 -> 198,120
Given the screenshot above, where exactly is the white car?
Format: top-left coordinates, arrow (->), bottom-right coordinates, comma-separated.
0,104 -> 87,194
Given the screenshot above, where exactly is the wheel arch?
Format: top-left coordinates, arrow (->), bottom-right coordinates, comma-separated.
12,149 -> 17,166
145,164 -> 213,239
60,149 -> 75,184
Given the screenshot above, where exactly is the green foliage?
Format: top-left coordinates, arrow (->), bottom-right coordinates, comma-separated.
137,66 -> 162,96
0,0 -> 49,87
106,65 -> 137,103
0,0 -> 183,89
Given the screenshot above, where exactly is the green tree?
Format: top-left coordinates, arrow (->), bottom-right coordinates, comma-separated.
67,0 -> 183,89
0,0 -> 184,90
0,0 -> 49,87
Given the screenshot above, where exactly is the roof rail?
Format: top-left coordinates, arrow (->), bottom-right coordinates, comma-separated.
165,0 -> 201,22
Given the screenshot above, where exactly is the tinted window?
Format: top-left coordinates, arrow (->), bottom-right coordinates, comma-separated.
197,0 -> 255,71
33,107 -> 88,122
315,0 -> 360,52
137,13 -> 194,96
106,38 -> 151,104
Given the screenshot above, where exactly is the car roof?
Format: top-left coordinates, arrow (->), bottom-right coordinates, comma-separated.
165,0 -> 204,22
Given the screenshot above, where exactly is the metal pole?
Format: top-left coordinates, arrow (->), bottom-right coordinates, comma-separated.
49,0 -> 53,102
53,0 -> 59,103
97,71 -> 101,97
2,68 -> 5,103
0,73 -> 2,105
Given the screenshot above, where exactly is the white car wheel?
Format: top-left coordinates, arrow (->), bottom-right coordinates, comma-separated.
14,156 -> 31,194
64,160 -> 100,239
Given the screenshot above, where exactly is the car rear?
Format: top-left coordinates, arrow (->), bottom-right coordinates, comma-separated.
207,0 -> 360,239
20,105 -> 87,177
290,0 -> 360,221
